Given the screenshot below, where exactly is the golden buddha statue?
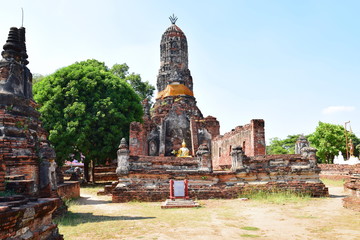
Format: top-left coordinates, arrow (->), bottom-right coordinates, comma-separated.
349,139 -> 354,157
176,140 -> 191,157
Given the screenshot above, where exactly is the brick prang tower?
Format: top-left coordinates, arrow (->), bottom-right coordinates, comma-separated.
0,26 -> 55,196
129,16 -> 220,157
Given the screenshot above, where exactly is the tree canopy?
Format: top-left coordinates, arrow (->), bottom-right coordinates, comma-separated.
266,134 -> 302,155
33,59 -> 143,167
266,122 -> 360,163
308,122 -> 360,163
110,63 -> 155,101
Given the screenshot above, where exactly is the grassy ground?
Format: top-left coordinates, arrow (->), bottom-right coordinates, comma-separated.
320,178 -> 346,187
55,182 -> 360,240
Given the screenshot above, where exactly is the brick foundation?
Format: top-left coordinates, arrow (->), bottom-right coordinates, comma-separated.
343,167 -> 360,211
57,181 -> 80,200
319,164 -> 360,180
110,154 -> 328,202
0,197 -> 63,239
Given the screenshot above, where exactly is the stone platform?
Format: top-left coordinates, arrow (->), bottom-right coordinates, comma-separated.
108,154 -> 328,202
161,199 -> 200,209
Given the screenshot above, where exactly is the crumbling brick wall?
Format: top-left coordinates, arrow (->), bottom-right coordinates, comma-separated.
343,167 -> 360,211
211,119 -> 265,170
0,198 -> 62,239
319,164 -> 360,180
110,153 -> 328,202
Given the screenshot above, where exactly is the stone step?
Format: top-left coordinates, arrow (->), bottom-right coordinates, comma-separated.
161,199 -> 200,209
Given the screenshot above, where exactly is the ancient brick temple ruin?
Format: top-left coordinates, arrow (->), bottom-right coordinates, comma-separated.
102,17 -> 329,202
0,26 -> 62,239
343,167 -> 360,212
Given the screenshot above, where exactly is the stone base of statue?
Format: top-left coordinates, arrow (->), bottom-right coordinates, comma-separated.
161,199 -> 200,209
347,156 -> 360,165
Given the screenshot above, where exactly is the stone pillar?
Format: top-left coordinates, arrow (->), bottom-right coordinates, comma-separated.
196,143 -> 212,172
116,138 -> 130,176
39,143 -> 57,196
231,146 -> 245,172
295,135 -> 310,154
49,160 -> 58,190
301,147 -> 317,168
159,120 -> 166,156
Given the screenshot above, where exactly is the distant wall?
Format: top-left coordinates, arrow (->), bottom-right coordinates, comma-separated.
319,164 -> 360,180
211,119 -> 266,170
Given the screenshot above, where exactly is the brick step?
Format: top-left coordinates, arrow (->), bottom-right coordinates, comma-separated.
0,195 -> 26,202
97,184 -> 114,195
0,198 -> 29,207
5,175 -> 25,180
5,179 -> 34,195
94,166 -> 116,173
97,190 -> 107,196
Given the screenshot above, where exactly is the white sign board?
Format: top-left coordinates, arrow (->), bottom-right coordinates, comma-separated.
173,180 -> 185,197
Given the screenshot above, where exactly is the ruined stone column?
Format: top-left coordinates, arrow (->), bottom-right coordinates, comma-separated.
301,147 -> 318,168
295,135 -> 310,154
116,138 -> 130,176
196,143 -> 212,172
231,146 -> 245,172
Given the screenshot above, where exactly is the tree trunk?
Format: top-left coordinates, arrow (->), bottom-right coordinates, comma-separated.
90,160 -> 96,184
83,161 -> 90,183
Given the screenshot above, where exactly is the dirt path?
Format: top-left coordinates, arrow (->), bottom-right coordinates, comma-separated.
62,187 -> 360,240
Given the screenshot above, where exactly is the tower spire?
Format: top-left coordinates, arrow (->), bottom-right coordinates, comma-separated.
169,14 -> 178,24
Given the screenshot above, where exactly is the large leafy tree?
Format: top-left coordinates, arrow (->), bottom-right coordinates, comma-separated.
33,59 -> 143,180
308,122 -> 360,163
111,63 -> 155,101
266,134 -> 302,155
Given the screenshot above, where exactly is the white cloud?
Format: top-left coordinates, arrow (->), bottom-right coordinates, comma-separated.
322,106 -> 355,114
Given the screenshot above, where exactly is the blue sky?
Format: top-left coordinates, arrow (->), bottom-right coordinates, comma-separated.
1,0 -> 359,142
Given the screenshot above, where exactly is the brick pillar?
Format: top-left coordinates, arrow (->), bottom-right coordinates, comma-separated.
190,117 -> 199,156
0,155 -> 5,191
251,119 -> 266,156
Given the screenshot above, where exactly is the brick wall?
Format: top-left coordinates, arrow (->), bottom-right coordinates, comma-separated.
0,198 -> 63,239
129,122 -> 148,156
319,164 -> 360,180
57,181 -> 80,200
211,119 -> 266,170
110,153 -> 327,202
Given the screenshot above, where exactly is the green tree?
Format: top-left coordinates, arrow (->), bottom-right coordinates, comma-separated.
266,134 -> 302,155
33,59 -> 143,181
308,122 -> 360,163
32,73 -> 45,84
110,63 -> 155,101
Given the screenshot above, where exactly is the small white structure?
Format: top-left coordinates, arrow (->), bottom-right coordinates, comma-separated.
333,151 -> 360,165
347,156 -> 360,165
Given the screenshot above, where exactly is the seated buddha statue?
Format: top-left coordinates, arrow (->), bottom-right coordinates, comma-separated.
176,140 -> 191,157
